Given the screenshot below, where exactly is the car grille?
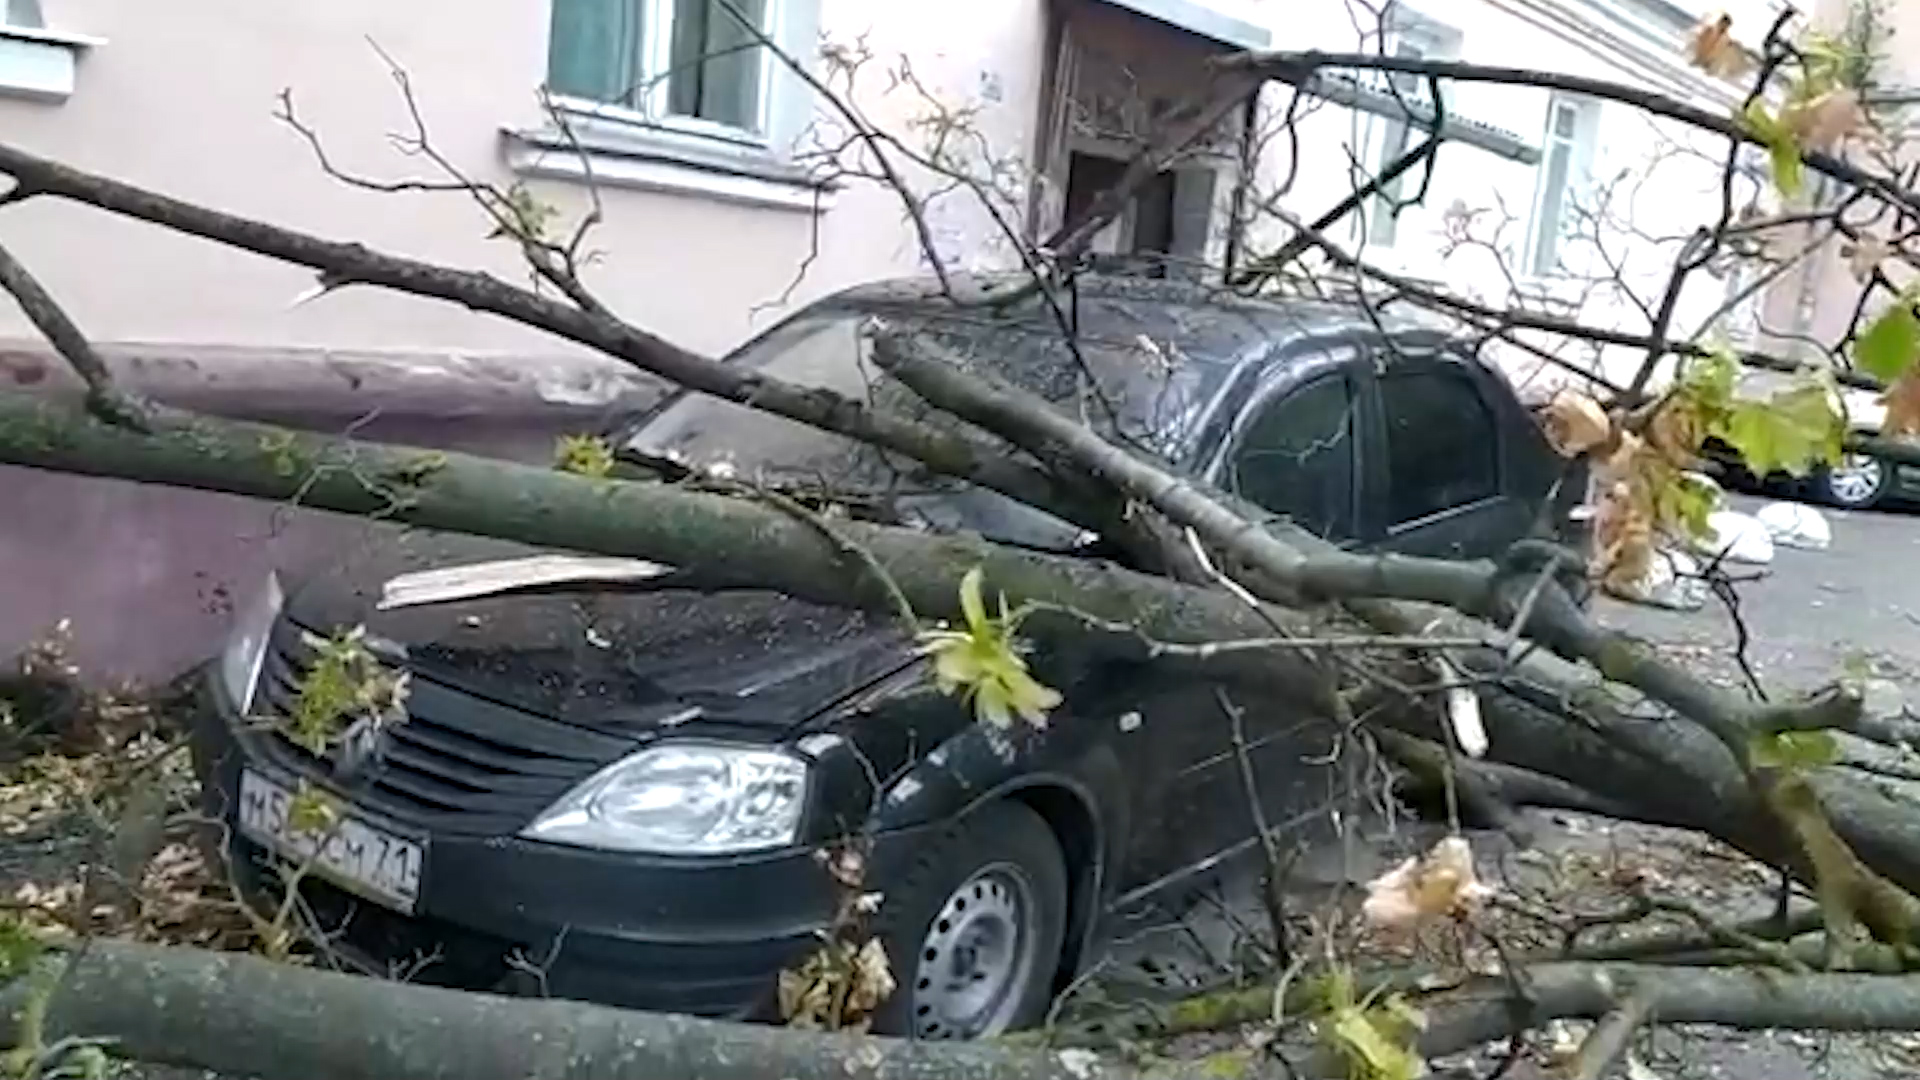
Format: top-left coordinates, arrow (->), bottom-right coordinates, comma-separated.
246,618 -> 636,836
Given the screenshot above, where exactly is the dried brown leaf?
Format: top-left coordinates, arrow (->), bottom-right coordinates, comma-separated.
1687,14 -> 1752,79
1844,237 -> 1891,283
1882,371 -> 1920,437
1595,478 -> 1654,592
1782,88 -> 1870,153
1361,835 -> 1493,931
1541,391 -> 1612,457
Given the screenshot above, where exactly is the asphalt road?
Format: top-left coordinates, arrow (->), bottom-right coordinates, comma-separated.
1598,493 -> 1920,696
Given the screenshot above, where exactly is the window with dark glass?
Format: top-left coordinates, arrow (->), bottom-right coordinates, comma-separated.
1379,366 -> 1499,525
1227,375 -> 1358,541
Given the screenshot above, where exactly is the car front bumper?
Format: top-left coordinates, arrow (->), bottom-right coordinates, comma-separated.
187,669 -> 909,1021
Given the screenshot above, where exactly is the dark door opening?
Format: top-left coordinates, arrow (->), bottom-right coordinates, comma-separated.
1064,150 -> 1177,276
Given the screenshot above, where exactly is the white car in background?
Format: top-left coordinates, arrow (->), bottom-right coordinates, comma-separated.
1703,367 -> 1912,511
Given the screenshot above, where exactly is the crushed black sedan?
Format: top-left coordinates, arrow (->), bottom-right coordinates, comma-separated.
189,270 -> 1588,1040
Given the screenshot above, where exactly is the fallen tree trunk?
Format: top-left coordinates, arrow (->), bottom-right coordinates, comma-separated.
11,941 -> 1164,1080
16,939 -> 1920,1080
0,395 -> 1314,661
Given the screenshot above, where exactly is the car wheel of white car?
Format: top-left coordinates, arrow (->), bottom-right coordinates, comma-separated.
1813,452 -> 1890,509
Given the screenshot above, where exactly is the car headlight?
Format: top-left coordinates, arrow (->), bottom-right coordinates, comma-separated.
521,742 -> 809,854
217,572 -> 284,716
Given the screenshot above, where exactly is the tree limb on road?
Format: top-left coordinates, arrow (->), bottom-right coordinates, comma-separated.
16,939 -> 1920,1080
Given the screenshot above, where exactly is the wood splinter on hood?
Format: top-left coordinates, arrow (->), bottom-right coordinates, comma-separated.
376,555 -> 678,611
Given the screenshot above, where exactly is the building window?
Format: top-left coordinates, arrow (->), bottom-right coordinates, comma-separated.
1366,6 -> 1461,248
1525,94 -> 1597,276
548,0 -> 776,138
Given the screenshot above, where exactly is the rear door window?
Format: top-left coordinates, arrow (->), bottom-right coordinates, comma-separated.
1226,373 -> 1360,542
1378,365 -> 1500,527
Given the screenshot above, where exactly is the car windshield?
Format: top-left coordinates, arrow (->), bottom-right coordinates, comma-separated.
621,305 -> 1194,549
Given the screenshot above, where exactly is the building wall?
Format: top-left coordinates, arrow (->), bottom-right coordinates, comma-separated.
1241,0 -> 1759,396
0,0 -> 1052,360
1757,0 -> 1920,370
0,0 -> 1747,368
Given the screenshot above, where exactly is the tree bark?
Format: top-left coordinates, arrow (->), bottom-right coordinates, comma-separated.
0,395 -> 1320,678
9,941 -> 1175,1080
15,940 -> 1920,1080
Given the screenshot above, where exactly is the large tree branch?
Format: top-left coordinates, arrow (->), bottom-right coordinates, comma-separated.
0,394 -> 1321,678
1228,51 -> 1920,220
6,940 -> 1183,1080
17,939 -> 1920,1080
0,142 -> 1081,524
0,240 -> 149,430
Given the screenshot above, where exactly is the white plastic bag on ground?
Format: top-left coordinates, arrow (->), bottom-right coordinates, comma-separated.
1604,547 -> 1709,610
1755,501 -> 1833,550
1690,509 -> 1774,565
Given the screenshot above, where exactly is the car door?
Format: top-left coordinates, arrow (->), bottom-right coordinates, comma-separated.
1107,350 -> 1369,905
1363,347 -> 1529,560
1213,357 -> 1368,548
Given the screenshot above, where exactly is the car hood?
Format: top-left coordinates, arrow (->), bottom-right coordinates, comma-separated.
283,547 -> 916,733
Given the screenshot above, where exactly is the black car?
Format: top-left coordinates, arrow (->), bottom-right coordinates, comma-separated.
188,271 -> 1586,1040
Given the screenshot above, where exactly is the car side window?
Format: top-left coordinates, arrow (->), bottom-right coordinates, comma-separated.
1227,374 -> 1358,541
1379,364 -> 1500,526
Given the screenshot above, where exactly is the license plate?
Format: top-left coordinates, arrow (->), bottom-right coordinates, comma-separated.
236,769 -> 425,914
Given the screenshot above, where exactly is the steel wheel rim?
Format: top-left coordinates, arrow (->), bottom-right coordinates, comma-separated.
1829,453 -> 1884,505
910,863 -> 1037,1040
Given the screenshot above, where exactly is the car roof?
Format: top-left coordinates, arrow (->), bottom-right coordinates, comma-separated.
785,266 -> 1468,456
810,266 -> 1445,349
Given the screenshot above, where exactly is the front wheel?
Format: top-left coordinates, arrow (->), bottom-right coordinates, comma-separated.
870,800 -> 1068,1040
1811,451 -> 1891,509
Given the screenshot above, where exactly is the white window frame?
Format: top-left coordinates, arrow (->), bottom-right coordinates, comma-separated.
1522,93 -> 1599,279
642,0 -> 780,144
1364,5 -> 1462,249
0,0 -> 101,105
520,0 -> 826,211
548,0 -> 793,149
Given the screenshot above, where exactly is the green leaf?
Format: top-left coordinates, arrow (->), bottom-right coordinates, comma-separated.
1327,1006 -> 1425,1080
914,567 -> 1062,729
1750,729 -> 1841,770
1679,348 -> 1740,410
286,782 -> 341,838
553,434 -> 615,479
1743,100 -> 1804,198
1652,468 -> 1719,539
1768,141 -> 1805,199
1855,303 -> 1920,382
0,915 -> 44,981
1713,378 -> 1844,479
958,566 -> 988,635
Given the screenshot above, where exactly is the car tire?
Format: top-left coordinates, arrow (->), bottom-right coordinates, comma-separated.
1811,451 -> 1891,510
870,799 -> 1068,1041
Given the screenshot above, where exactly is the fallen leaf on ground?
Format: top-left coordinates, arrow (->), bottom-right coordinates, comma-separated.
1362,835 -> 1494,931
